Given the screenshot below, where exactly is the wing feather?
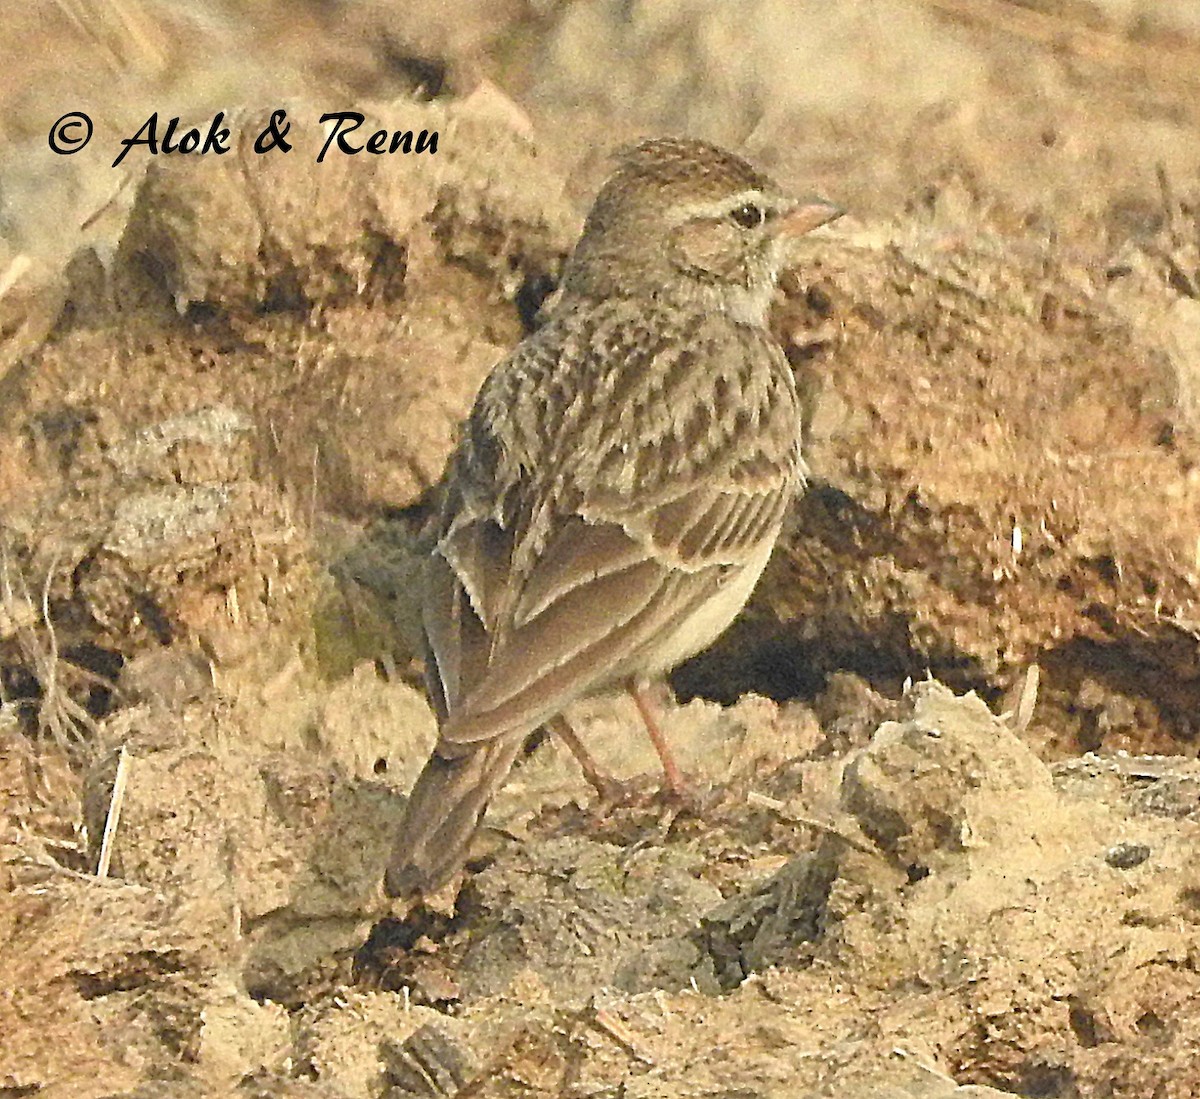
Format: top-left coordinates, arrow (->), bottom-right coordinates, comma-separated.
440,551 -> 725,745
512,516 -> 649,628
420,306 -> 802,751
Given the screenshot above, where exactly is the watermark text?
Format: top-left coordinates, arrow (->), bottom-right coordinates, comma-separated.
45,109 -> 439,167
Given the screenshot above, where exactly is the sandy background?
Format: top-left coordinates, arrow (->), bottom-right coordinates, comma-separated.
3,1 -> 1200,1096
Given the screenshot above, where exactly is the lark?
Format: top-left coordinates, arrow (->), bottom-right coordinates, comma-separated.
386,137 -> 842,898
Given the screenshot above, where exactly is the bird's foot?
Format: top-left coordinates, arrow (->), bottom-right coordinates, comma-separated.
585,769 -> 713,827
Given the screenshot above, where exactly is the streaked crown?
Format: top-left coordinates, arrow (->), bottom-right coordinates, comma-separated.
559,137 -> 841,325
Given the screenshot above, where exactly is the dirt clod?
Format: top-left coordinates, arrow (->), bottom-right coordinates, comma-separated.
5,4 -> 1200,1096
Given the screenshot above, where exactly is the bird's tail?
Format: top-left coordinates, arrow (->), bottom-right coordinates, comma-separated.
385,733 -> 525,899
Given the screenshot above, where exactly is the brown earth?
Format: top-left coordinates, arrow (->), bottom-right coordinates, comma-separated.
3,2 -> 1200,1097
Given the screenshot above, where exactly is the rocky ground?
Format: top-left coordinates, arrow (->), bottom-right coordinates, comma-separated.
3,2 -> 1200,1096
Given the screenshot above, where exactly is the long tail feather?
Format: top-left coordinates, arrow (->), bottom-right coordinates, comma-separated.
385,733 -> 524,898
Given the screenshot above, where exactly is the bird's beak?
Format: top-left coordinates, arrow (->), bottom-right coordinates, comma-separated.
778,198 -> 844,237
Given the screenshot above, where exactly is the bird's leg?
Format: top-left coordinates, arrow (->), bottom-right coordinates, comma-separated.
548,715 -> 628,804
549,687 -> 696,813
628,679 -> 690,801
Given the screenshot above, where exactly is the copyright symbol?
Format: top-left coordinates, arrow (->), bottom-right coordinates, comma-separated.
48,112 -> 93,155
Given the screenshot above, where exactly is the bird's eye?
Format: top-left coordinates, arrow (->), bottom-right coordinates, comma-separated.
729,203 -> 765,229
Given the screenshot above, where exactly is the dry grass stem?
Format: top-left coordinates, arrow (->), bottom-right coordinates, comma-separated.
96,745 -> 129,879
1,545 -> 103,753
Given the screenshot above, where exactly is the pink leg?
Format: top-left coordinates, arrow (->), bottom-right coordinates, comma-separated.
628,680 -> 688,799
548,715 -> 620,800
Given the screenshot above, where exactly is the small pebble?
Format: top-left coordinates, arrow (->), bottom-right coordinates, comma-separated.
1105,842 -> 1151,869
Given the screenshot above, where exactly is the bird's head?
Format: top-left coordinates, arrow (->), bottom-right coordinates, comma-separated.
560,137 -> 842,325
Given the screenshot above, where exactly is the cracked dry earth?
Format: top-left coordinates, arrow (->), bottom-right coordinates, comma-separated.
5,3 -> 1200,1097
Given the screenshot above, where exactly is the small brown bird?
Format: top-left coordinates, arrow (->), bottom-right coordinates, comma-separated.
386,137 -> 841,898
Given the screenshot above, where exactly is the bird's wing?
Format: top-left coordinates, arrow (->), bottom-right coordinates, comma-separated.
422,319 -> 802,751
